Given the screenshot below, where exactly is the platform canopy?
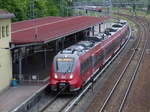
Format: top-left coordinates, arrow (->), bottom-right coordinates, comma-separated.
11,16 -> 110,46
12,16 -> 65,32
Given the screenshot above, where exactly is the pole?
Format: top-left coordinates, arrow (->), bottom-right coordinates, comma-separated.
109,0 -> 112,16
55,40 -> 59,53
92,26 -> 94,36
75,34 -> 77,42
99,24 -> 101,33
62,37 -> 65,49
30,0 -> 35,19
147,0 -> 150,14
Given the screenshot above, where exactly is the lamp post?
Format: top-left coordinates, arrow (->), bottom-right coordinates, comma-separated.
67,0 -> 73,16
147,0 -> 150,14
29,0 -> 35,19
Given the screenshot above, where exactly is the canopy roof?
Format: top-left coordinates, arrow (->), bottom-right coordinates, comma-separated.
11,16 -> 110,45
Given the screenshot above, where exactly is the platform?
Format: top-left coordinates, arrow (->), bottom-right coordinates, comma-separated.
0,84 -> 47,112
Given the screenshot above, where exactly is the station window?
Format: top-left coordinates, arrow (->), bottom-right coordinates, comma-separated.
2,26 -> 5,38
6,25 -> 9,36
0,26 -> 1,39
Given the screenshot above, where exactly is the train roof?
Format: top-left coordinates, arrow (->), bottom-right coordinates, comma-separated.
57,20 -> 128,57
59,41 -> 94,56
77,41 -> 94,48
113,19 -> 127,27
111,20 -> 128,32
87,33 -> 106,42
119,20 -> 127,24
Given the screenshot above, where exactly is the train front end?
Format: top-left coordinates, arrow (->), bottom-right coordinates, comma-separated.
50,53 -> 82,92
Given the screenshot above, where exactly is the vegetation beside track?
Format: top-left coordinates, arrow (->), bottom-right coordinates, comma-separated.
113,8 -> 150,19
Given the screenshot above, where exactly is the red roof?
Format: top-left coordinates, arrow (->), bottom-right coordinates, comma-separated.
12,16 -> 64,32
11,16 -> 110,45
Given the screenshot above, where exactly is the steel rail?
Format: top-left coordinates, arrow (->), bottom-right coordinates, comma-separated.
99,16 -> 147,112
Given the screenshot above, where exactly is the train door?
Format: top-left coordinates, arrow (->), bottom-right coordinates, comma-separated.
80,60 -> 87,83
92,54 -> 97,73
103,45 -> 108,65
80,57 -> 92,84
87,56 -> 93,78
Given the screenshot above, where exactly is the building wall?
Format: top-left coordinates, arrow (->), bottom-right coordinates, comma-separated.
0,19 -> 12,92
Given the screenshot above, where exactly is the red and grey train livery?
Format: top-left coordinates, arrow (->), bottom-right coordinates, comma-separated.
50,20 -> 130,92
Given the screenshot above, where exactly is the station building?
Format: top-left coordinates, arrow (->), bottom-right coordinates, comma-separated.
0,9 -> 110,92
0,10 -> 14,91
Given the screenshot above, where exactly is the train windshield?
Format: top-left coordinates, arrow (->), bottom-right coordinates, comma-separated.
55,58 -> 74,73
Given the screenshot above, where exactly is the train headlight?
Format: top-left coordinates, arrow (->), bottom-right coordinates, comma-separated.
54,73 -> 58,79
69,74 -> 74,79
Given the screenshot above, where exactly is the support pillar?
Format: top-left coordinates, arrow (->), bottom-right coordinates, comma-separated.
99,24 -> 101,33
62,37 -> 65,49
92,26 -> 94,36
74,34 -> 77,42
44,47 -> 47,68
18,49 -> 22,81
85,30 -> 88,37
55,40 -> 59,53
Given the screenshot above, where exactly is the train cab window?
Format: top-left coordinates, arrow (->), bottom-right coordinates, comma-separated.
55,58 -> 74,73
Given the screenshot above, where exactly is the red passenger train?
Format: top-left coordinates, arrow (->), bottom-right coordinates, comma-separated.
50,20 -> 130,92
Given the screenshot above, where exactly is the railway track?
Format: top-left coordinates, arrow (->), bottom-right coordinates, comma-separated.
28,87 -> 75,112
83,15 -> 150,112
41,95 -> 74,112
98,15 -> 148,112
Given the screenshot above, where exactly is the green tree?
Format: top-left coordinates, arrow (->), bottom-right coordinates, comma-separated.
0,0 -> 70,22
46,0 -> 60,16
